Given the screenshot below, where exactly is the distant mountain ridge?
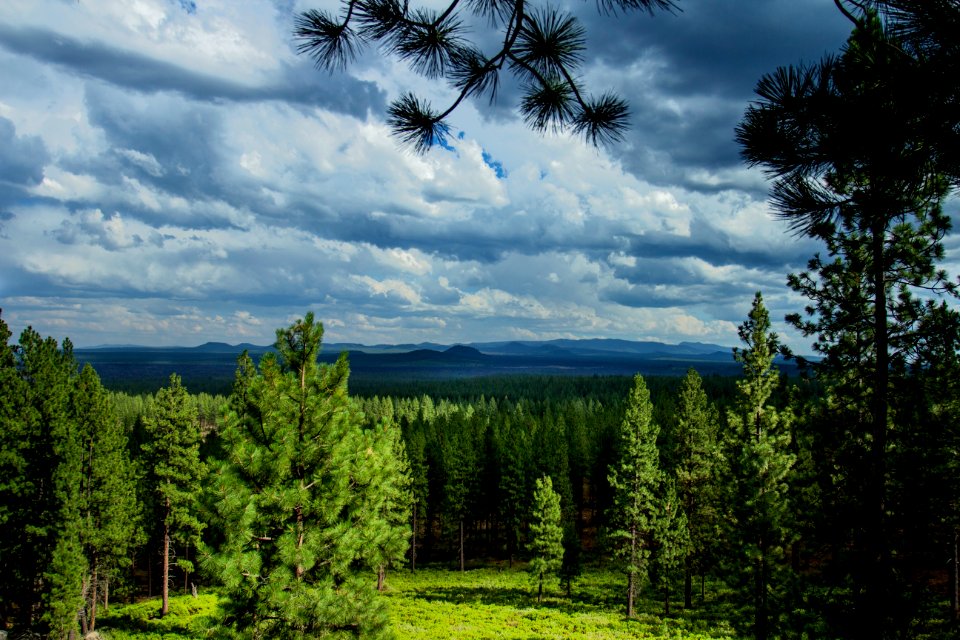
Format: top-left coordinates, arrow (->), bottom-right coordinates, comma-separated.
82,337 -> 733,357
75,337 -> 768,394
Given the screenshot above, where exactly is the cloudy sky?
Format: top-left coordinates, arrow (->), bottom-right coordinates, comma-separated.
0,0 -> 877,349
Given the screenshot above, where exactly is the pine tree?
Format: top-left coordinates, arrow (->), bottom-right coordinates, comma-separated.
0,312 -> 33,629
725,293 -> 795,640
497,414 -> 529,568
141,373 -> 205,618
529,475 -> 564,603
441,412 -> 476,572
0,320 -> 85,638
402,418 -> 429,571
73,364 -> 144,632
362,420 -> 412,591
210,313 -> 408,638
737,9 -> 958,634
607,374 -> 661,617
673,368 -> 720,608
650,479 -> 689,616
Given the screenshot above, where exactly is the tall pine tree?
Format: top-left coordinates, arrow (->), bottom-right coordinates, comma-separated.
528,476 -> 564,603
725,293 -> 795,640
607,374 -> 662,618
673,368 -> 720,608
210,313 -> 408,638
73,364 -> 143,632
141,373 -> 205,618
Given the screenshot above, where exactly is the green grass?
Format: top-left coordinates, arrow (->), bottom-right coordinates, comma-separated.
96,567 -> 739,639
384,567 -> 738,639
95,591 -> 225,639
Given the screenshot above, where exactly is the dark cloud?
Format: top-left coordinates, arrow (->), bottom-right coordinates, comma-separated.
0,23 -> 385,118
579,0 -> 852,190
0,116 -> 49,190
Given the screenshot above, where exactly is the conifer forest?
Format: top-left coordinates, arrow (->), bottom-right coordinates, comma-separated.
2,1 -> 960,639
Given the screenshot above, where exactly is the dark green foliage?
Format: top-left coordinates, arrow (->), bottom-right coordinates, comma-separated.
141,374 -> 206,617
528,476 -> 564,602
209,313 -> 409,639
0,322 -> 86,638
724,293 -> 795,640
294,0 -> 676,151
737,5 -> 960,634
607,374 -> 662,617
74,364 -> 144,632
672,368 -> 720,609
649,479 -> 689,616
0,313 -> 144,638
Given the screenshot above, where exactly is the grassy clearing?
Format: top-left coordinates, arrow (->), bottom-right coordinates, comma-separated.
96,566 -> 739,639
95,591 -> 225,639
385,567 -> 738,640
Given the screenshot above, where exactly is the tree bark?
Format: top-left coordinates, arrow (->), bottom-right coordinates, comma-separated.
89,557 -> 99,632
952,529 -> 959,621
162,524 -> 170,617
411,503 -> 417,572
865,219 -> 889,638
627,523 -> 636,617
459,519 -> 465,572
684,565 -> 692,609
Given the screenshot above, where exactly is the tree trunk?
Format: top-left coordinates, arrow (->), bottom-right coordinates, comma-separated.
865,220 -> 889,638
627,523 -> 636,617
664,586 -> 670,616
627,570 -> 635,618
377,565 -> 386,592
104,576 -> 109,612
89,558 -> 99,632
952,529 -> 959,621
459,519 -> 465,572
411,503 -> 417,572
184,542 -> 189,594
79,576 -> 89,637
684,565 -> 692,609
755,538 -> 768,640
162,525 -> 170,617
538,573 -> 543,603
296,505 -> 305,579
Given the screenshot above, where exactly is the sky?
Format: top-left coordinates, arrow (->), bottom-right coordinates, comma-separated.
0,0 -> 919,350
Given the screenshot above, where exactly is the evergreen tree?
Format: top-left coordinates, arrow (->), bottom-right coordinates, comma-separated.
362,420 -> 412,591
0,312 -> 33,629
141,373 -> 205,618
649,479 -> 689,616
737,8 -> 958,633
0,320 -> 85,638
725,293 -> 795,640
73,364 -> 143,632
402,417 -> 429,571
441,412 -> 477,572
607,374 -> 661,617
528,475 -> 564,603
559,520 -> 583,598
496,414 -> 529,567
210,313 -> 408,638
673,368 -> 720,608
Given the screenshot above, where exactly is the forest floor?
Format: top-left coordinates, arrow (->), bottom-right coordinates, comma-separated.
96,566 -> 739,639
